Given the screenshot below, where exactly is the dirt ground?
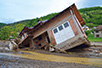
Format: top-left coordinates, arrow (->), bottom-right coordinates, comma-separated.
0,55 -> 100,68
0,46 -> 102,68
34,46 -> 102,58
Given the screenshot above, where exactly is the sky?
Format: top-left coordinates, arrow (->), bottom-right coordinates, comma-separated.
0,0 -> 102,24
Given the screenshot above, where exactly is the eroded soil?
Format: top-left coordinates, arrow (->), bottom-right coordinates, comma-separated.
0,55 -> 101,68
0,47 -> 102,68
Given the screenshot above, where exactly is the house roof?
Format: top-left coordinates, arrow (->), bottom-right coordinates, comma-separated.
18,20 -> 47,37
19,3 -> 85,37
94,25 -> 102,31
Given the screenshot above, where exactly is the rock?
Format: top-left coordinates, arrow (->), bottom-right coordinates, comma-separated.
0,40 -> 10,47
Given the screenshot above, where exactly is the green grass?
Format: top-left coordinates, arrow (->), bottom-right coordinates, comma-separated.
87,34 -> 102,42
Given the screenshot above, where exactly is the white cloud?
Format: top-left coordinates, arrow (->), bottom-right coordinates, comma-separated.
36,0 -> 72,18
0,17 -> 17,23
0,0 -> 102,23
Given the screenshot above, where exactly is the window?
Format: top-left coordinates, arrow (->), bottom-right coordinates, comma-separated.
96,31 -> 99,33
58,25 -> 63,31
38,35 -> 42,40
53,28 -> 58,34
39,43 -> 42,46
96,35 -> 99,37
64,22 -> 69,28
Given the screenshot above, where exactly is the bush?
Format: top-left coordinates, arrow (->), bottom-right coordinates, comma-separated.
85,30 -> 91,35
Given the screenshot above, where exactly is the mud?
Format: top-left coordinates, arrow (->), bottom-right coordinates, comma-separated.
0,55 -> 100,68
0,47 -> 102,68
35,47 -> 102,58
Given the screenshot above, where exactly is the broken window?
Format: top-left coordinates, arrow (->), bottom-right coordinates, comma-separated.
58,25 -> 63,31
39,43 -> 42,46
38,35 -> 42,40
53,28 -> 58,34
64,22 -> 69,28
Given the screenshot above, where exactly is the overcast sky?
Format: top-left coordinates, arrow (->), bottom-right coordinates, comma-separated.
0,0 -> 102,24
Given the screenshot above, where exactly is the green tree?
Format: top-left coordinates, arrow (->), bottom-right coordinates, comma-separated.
0,26 -> 11,40
85,30 -> 91,36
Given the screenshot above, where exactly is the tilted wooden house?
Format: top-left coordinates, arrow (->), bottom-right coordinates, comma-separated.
18,4 -> 89,51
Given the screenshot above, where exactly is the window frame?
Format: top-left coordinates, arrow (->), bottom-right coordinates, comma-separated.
53,28 -> 58,34
58,25 -> 63,31
63,21 -> 69,28
96,31 -> 99,33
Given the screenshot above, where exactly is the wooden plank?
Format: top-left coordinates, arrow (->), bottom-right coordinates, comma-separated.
49,43 -> 68,54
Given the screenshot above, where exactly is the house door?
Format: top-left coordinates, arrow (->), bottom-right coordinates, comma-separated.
53,21 -> 75,44
96,35 -> 99,37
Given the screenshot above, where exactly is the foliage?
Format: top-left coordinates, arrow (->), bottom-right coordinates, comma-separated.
7,20 -> 30,26
79,6 -> 102,27
85,30 -> 91,36
85,23 -> 96,28
90,28 -> 94,34
10,32 -> 18,38
79,6 -> 102,13
0,23 -> 6,28
85,28 -> 94,35
25,13 -> 58,27
0,23 -> 25,40
0,26 -> 11,40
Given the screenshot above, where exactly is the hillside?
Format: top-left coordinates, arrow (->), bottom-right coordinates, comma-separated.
7,19 -> 30,26
0,23 -> 6,28
0,13 -> 58,40
0,6 -> 102,40
79,6 -> 102,27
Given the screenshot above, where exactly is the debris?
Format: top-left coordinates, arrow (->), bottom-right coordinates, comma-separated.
85,48 -> 102,57
49,43 -> 68,54
3,61 -> 7,66
9,38 -> 20,51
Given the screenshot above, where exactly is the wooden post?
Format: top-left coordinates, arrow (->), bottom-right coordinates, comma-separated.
31,39 -> 35,50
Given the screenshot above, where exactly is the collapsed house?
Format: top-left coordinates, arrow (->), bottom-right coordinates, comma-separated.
17,4 -> 90,51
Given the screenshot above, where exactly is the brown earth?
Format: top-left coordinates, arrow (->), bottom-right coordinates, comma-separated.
0,55 -> 100,68
0,46 -> 102,68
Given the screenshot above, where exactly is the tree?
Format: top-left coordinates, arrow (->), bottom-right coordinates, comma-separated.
0,26 -> 11,40
85,30 -> 91,36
